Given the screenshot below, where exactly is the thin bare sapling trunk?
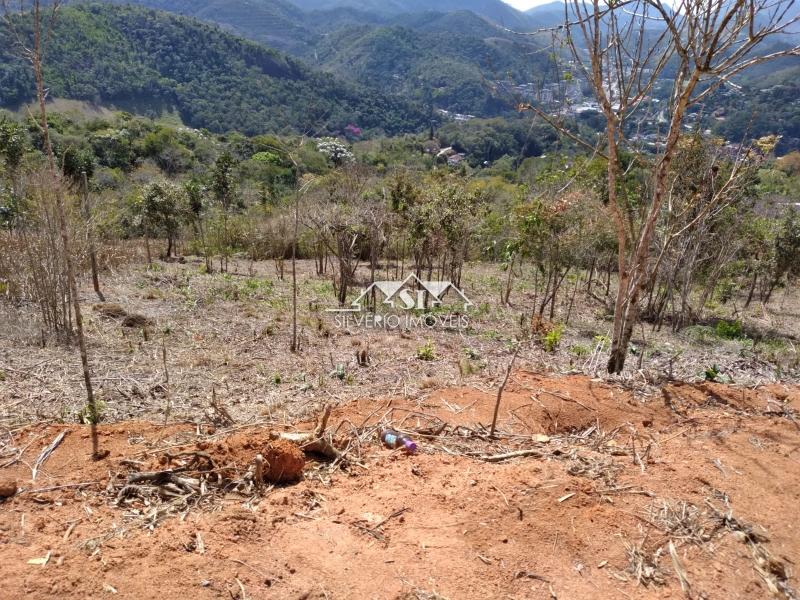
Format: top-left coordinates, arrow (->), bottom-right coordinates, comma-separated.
2,0 -> 102,456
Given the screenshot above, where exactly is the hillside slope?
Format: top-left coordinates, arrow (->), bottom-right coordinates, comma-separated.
101,0 -> 316,54
293,0 -> 533,29
0,3 -> 426,136
314,22 -> 551,115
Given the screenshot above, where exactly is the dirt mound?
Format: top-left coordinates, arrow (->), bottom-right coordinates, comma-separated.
0,478 -> 16,498
261,438 -> 305,483
663,381 -> 800,415
333,373 -> 675,436
151,429 -> 306,483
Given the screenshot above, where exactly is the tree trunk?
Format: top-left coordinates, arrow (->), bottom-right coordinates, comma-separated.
291,191 -> 298,353
80,172 -> 104,302
745,271 -> 758,308
28,1 -> 101,457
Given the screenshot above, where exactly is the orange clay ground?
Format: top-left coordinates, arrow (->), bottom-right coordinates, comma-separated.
1,372 -> 799,600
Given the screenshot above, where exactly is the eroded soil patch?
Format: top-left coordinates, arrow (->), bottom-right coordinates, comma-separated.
1,374 -> 799,599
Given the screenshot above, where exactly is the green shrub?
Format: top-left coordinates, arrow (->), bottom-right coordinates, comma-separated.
417,340 -> 436,361
570,344 -> 590,357
715,319 -> 744,340
543,325 -> 564,353
78,399 -> 107,425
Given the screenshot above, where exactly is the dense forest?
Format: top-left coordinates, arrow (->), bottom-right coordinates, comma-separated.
0,4 -> 427,136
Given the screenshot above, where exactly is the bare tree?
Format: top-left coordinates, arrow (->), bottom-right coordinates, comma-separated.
305,165 -> 373,306
2,0 -> 102,457
555,0 -> 800,373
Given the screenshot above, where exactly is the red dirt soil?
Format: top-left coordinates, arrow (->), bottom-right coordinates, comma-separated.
1,373 -> 799,599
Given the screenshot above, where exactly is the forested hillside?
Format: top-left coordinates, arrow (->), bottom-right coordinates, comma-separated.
312,21 -> 551,116
291,0 -> 532,29
89,0 -> 553,118
102,0 -> 316,54
0,3 -> 426,135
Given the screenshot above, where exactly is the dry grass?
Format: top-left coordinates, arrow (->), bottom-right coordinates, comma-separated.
1,256 -> 798,432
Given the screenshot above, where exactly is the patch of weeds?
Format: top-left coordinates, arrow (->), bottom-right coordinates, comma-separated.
266,296 -> 289,310
208,277 -> 241,302
0,370 -> 5,381
593,335 -> 610,350
473,302 -> 491,317
570,344 -> 591,358
331,363 -> 346,380
146,262 -> 164,272
242,277 -> 273,299
273,373 -> 282,385
481,329 -> 502,341
543,324 -> 565,352
754,337 -> 788,362
78,399 -> 107,425
307,279 -> 334,297
715,319 -> 744,340
177,284 -> 197,307
703,364 -> 733,383
416,340 -> 436,361
683,325 -> 718,345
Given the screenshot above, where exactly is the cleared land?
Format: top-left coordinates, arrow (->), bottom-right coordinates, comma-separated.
1,257 -> 799,599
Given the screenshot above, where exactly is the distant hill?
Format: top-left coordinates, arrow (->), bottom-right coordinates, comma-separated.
313,23 -> 551,115
292,0 -> 533,30
101,0 -> 316,54
524,1 -> 568,27
86,0 -> 553,117
0,4 -> 426,136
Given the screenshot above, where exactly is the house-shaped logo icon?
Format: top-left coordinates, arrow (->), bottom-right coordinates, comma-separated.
327,274 -> 472,313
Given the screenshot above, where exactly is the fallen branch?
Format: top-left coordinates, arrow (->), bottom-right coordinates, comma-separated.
478,448 -> 543,463
31,430 -> 67,480
272,431 -> 342,460
271,404 -> 343,460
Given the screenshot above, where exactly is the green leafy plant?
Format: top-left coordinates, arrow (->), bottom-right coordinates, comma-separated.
78,399 -> 107,425
543,324 -> 564,352
703,364 -> 732,383
570,344 -> 590,358
333,364 -> 346,380
417,340 -> 436,361
464,347 -> 481,360
715,319 -> 744,340
704,364 -> 721,381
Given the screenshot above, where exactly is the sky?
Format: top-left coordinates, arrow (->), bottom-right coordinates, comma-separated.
503,0 -> 560,10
